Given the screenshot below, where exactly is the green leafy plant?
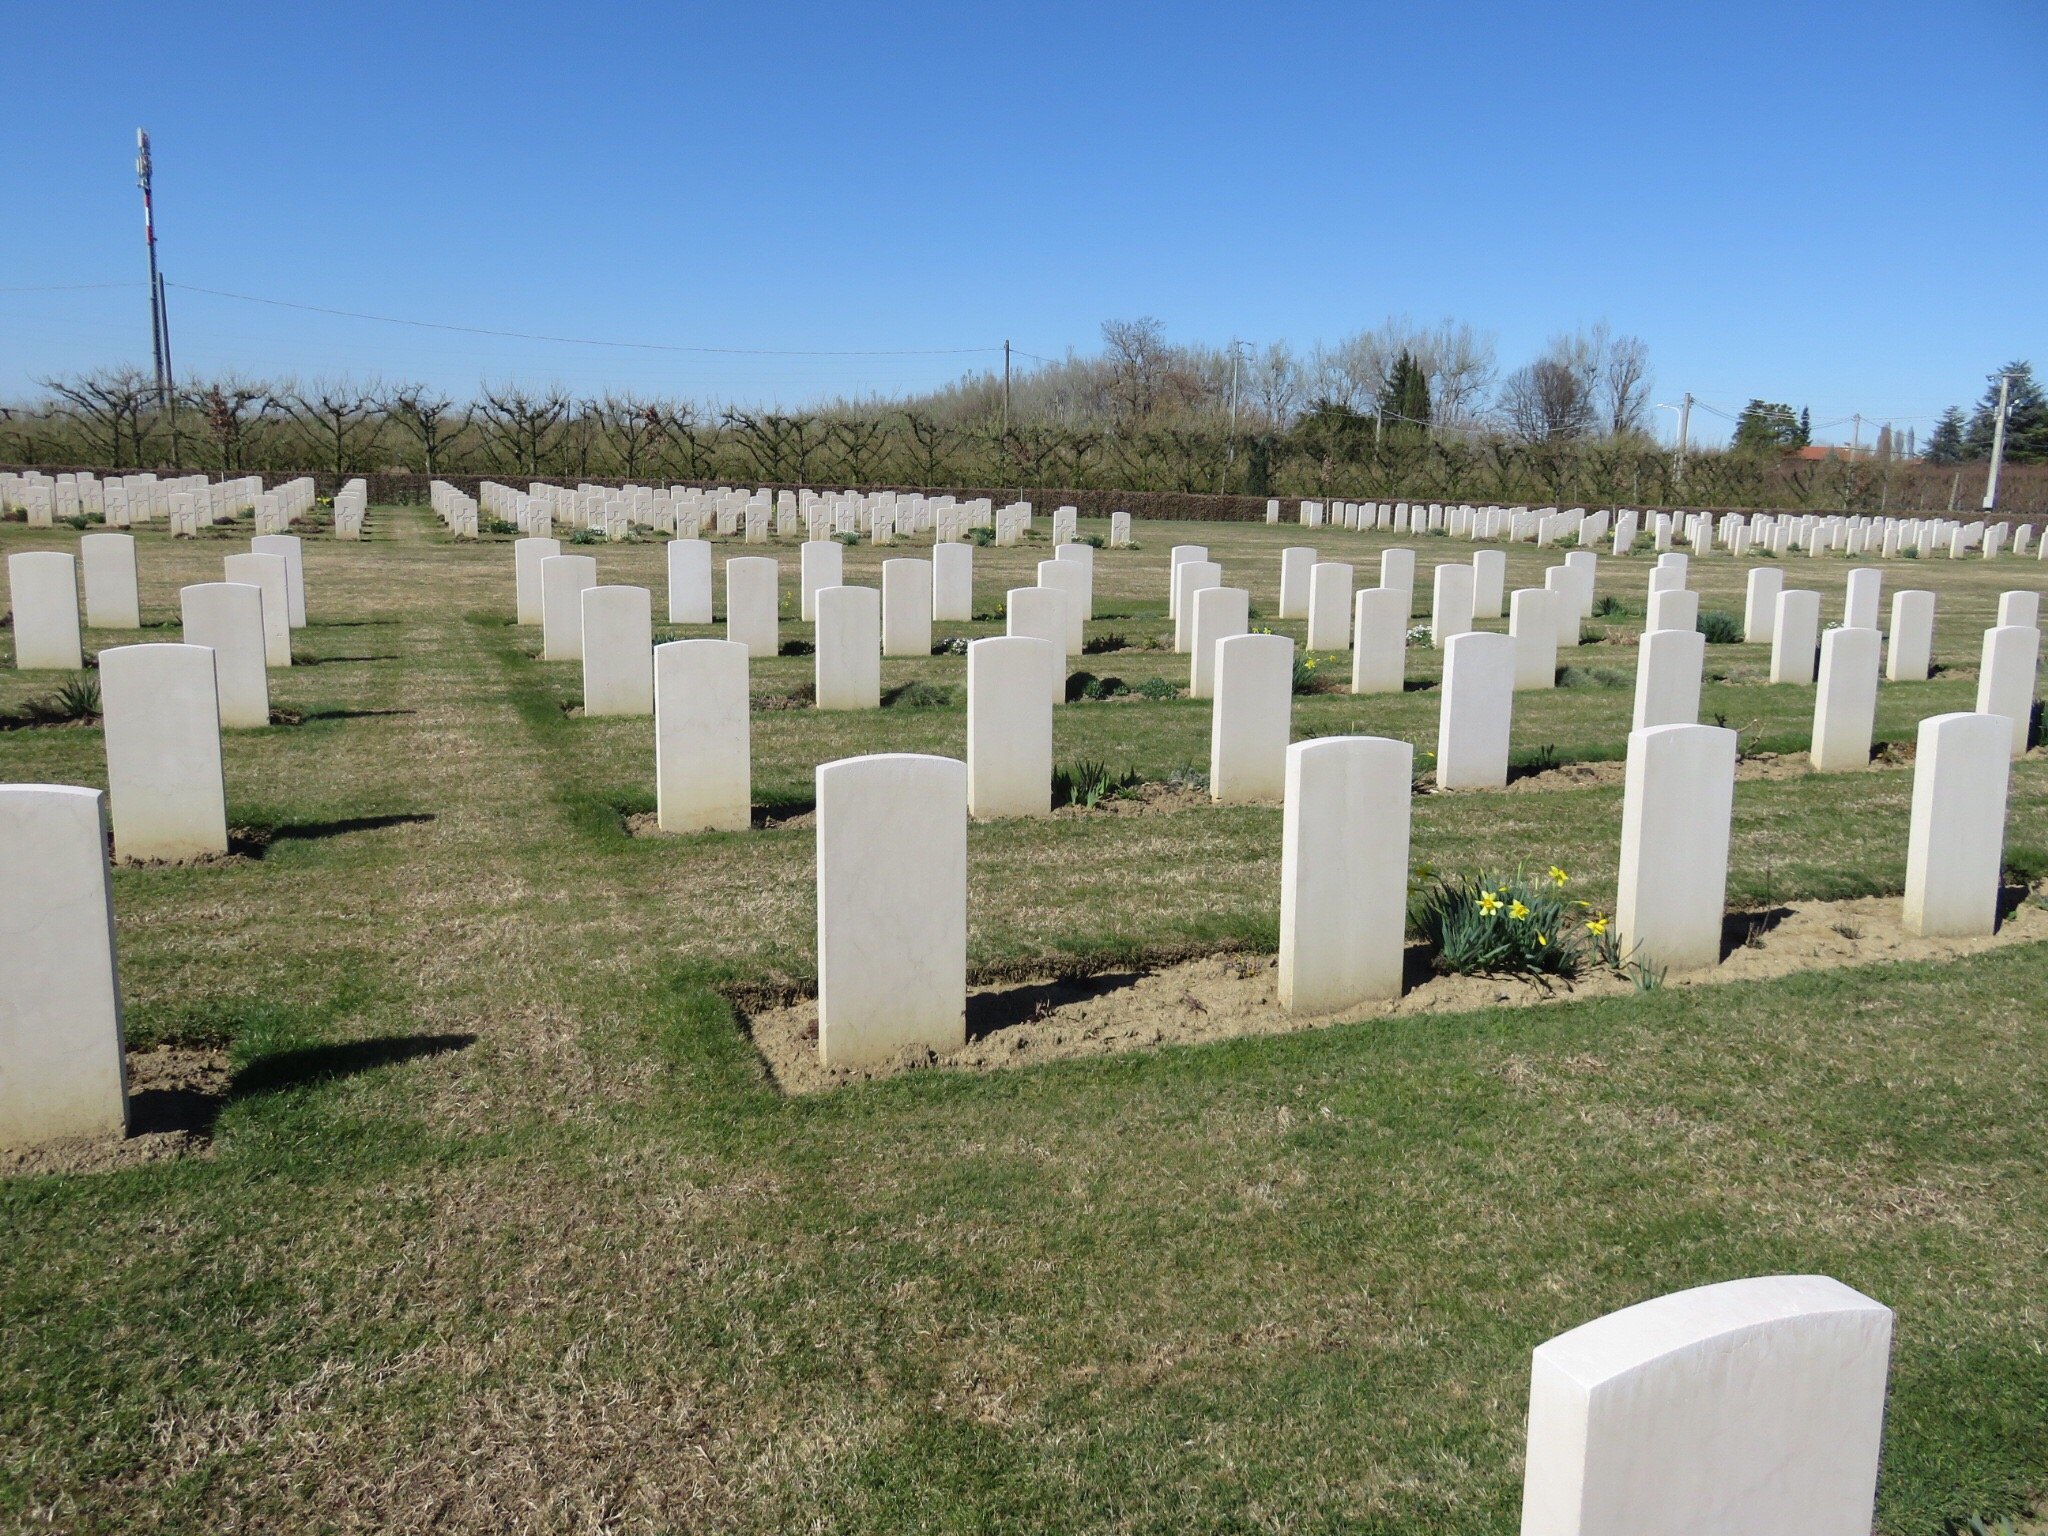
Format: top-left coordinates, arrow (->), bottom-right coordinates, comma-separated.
931,636 -> 969,656
1591,594 -> 1627,618
1134,676 -> 1179,700
1409,867 -> 1603,979
833,531 -> 862,547
1051,758 -> 1137,809
3,675 -> 102,728
1697,610 -> 1743,644
1082,631 -> 1127,655
1293,651 -> 1331,695
1082,674 -> 1128,700
966,527 -> 994,547
1078,533 -> 1105,549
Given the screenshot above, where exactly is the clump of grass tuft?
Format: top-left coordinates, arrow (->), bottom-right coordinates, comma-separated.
882,680 -> 956,709
1409,867 -> 1603,979
965,527 -> 994,547
1591,594 -> 1628,619
833,531 -> 862,547
1556,665 -> 1631,690
1698,609 -> 1743,644
1051,758 -> 1137,808
4,675 -> 102,728
1077,533 -> 1105,549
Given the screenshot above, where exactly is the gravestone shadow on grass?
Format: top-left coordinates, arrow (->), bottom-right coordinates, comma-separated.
230,812 -> 436,859
128,1032 -> 476,1142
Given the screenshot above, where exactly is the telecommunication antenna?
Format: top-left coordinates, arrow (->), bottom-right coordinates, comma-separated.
136,129 -> 169,404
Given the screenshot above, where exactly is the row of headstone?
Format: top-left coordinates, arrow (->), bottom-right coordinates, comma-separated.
473,478 -> 1088,550
804,692 -> 2015,1068
2,470 -> 266,531
333,478 -> 368,539
1251,492 -> 2045,569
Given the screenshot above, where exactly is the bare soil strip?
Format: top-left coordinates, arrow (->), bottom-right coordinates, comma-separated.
751,893 -> 2048,1093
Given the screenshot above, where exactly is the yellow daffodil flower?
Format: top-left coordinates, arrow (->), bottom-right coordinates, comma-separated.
1477,890 -> 1502,916
1548,865 -> 1569,887
1509,899 -> 1530,921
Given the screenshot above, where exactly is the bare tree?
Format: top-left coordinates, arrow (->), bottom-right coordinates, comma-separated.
828,415 -> 890,485
1249,342 -> 1305,429
36,367 -> 160,466
272,378 -> 383,477
1600,332 -> 1654,437
901,410 -> 955,486
473,384 -> 572,475
1101,316 -> 1172,428
722,410 -> 826,484
591,393 -> 670,477
1500,351 -> 1600,443
1417,321 -> 1498,426
387,382 -> 463,475
184,376 -> 271,473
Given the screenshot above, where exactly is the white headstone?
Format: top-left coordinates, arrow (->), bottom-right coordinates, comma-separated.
1769,589 -> 1820,685
1616,723 -> 1736,973
0,785 -> 128,1147
99,644 -> 228,862
1306,562 -> 1354,652
654,640 -> 750,832
1510,588 -> 1559,691
581,585 -> 654,716
1431,562 -> 1475,648
1743,566 -> 1783,645
1006,588 -> 1070,705
967,637 -> 1055,818
1903,711 -> 2012,937
1210,633 -> 1294,803
250,534 -> 307,628
515,537 -> 562,626
1885,590 -> 1935,682
221,552 -> 293,668
1436,632 -> 1514,790
816,754 -> 967,1067
1278,547 -> 1317,620
1632,628 -> 1704,731
539,554 -> 599,663
932,542 -> 974,622
178,583 -> 270,728
800,540 -> 843,622
6,552 -> 83,669
725,557 -> 780,659
80,533 -> 140,629
814,585 -> 881,711
1975,624 -> 2040,758
1810,626 -> 1880,770
1350,588 -> 1408,695
667,539 -> 713,625
1189,585 -> 1250,700
1279,736 -> 1413,1013
1520,1275 -> 1891,1536
882,558 -> 934,658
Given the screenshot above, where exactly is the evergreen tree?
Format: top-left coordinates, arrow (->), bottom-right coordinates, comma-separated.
1796,406 -> 1811,447
1964,361 -> 2048,463
1923,407 -> 1966,466
1731,399 -> 1802,453
1377,351 -> 1431,431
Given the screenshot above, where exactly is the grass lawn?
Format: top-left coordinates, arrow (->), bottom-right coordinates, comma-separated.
2,505 -> 2045,1533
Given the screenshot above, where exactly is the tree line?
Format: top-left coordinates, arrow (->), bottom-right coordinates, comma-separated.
2,324 -> 2036,512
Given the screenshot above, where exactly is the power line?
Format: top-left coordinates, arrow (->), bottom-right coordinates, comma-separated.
161,281 -> 1004,358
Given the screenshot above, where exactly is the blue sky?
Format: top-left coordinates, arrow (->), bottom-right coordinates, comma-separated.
3,0 -> 2042,444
